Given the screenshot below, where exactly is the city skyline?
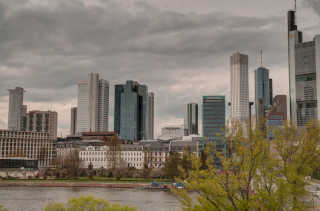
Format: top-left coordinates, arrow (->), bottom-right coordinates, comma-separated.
0,0 -> 319,138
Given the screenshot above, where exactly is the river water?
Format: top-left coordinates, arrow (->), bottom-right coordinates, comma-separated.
0,187 -> 181,211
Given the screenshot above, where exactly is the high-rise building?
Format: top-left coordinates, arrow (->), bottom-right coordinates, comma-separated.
202,96 -> 225,167
288,10 -> 320,126
148,92 -> 154,139
254,67 -> 270,122
70,107 -> 77,135
230,53 -> 249,124
269,79 -> 273,105
7,87 -> 26,130
21,110 -> 58,140
77,73 -> 109,135
184,103 -> 198,134
115,80 -> 149,141
114,85 -> 125,135
270,95 -> 287,119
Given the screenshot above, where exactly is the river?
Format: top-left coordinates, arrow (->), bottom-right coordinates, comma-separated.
0,187 -> 181,211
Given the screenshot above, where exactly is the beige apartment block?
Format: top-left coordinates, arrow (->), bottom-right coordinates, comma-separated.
22,110 -> 58,140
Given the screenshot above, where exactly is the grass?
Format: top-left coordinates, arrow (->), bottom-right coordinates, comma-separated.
0,177 -> 173,184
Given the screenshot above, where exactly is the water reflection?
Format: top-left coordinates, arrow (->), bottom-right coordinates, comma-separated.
0,187 -> 181,211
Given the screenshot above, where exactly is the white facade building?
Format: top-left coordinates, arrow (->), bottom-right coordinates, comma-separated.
79,146 -> 109,169
230,53 -> 249,124
121,145 -> 144,169
7,87 -> 26,131
77,73 -> 109,135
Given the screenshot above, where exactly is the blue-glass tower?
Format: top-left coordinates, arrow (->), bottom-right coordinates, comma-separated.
202,96 -> 225,168
114,80 -> 148,141
254,67 -> 270,123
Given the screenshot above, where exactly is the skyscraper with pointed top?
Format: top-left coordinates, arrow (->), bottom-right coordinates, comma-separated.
288,7 -> 320,126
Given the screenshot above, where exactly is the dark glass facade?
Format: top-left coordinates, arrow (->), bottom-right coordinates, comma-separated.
114,85 -> 125,134
114,81 -> 148,141
202,96 -> 225,168
0,158 -> 38,170
254,67 -> 270,123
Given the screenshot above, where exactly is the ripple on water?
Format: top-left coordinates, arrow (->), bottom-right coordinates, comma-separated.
0,187 -> 181,211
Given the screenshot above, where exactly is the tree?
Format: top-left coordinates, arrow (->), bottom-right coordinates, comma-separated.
163,152 -> 182,180
173,119 -> 320,211
52,156 -> 65,179
143,148 -> 153,180
150,168 -> 164,179
86,162 -> 93,179
45,195 -> 138,211
181,146 -> 193,175
119,166 -> 130,181
106,135 -> 122,181
0,205 -> 7,211
96,166 -> 104,179
64,149 -> 84,180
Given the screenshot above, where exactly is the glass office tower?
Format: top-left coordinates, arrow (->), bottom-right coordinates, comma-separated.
184,103 -> 198,134
254,67 -> 270,123
202,96 -> 225,168
115,80 -> 149,141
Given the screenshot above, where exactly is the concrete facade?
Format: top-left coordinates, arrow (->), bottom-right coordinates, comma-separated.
7,87 -> 26,131
0,130 -> 55,167
21,110 -> 58,140
70,107 -> 77,136
77,73 -> 109,135
230,53 -> 249,124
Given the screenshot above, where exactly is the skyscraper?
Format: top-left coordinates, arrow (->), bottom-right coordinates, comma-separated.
269,79 -> 273,105
70,107 -> 77,135
230,53 -> 249,124
7,87 -> 26,130
77,73 -> 109,135
148,92 -> 154,139
184,103 -> 198,134
114,80 -> 150,141
288,10 -> 320,126
202,96 -> 225,167
254,67 -> 270,123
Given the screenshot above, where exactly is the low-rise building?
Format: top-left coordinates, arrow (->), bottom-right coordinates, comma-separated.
56,141 -> 87,160
0,129 -> 55,167
79,145 -> 109,169
143,142 -> 170,168
121,145 -> 144,169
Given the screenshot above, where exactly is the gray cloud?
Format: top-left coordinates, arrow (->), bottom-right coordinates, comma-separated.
303,0 -> 320,15
0,0 -> 318,137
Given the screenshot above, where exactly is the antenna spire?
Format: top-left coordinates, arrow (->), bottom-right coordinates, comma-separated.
261,50 -> 262,68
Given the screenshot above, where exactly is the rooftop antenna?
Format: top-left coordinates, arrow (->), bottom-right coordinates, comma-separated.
261,50 -> 262,68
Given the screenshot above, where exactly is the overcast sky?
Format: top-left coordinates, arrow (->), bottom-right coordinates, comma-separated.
0,0 -> 319,138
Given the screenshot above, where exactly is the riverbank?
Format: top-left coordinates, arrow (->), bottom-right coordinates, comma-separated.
0,181 -> 149,188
